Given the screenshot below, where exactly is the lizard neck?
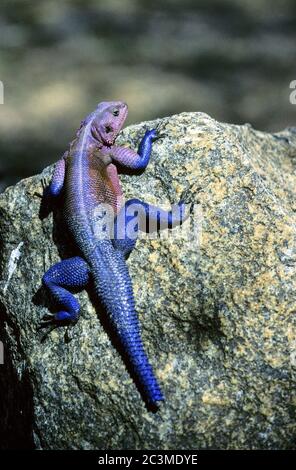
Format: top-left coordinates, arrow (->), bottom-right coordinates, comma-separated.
70,122 -> 98,157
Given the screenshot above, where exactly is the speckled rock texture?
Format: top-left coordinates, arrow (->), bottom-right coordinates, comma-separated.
0,112 -> 295,450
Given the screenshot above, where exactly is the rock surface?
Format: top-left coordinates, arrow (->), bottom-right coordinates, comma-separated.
0,112 -> 296,449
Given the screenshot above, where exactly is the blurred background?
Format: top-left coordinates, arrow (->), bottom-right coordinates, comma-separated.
0,0 -> 296,191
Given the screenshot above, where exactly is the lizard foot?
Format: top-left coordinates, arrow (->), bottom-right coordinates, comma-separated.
38,317 -> 75,342
149,125 -> 167,142
40,311 -> 78,327
179,189 -> 195,215
33,177 -> 48,199
41,176 -> 48,190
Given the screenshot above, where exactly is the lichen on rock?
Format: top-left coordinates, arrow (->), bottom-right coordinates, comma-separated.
0,112 -> 295,449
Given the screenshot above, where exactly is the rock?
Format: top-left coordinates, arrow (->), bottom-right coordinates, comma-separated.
0,112 -> 295,450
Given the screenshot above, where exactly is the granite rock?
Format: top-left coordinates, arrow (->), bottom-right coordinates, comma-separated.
0,112 -> 295,449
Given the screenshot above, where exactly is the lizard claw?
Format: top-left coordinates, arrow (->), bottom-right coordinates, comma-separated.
34,177 -> 50,199
41,177 -> 51,198
179,189 -> 192,205
38,319 -> 55,333
179,189 -> 195,216
145,127 -> 167,142
153,132 -> 167,141
150,124 -> 167,141
37,322 -> 59,342
41,177 -> 48,190
39,311 -> 75,329
39,312 -> 55,326
34,177 -> 48,198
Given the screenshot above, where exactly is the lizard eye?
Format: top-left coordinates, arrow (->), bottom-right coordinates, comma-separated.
112,109 -> 119,117
105,125 -> 113,133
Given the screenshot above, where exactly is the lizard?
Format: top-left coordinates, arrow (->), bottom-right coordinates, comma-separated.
42,101 -> 189,407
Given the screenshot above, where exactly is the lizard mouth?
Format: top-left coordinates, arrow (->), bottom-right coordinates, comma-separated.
102,139 -> 113,147
91,124 -> 114,147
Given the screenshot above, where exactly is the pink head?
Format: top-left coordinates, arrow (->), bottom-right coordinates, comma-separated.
85,101 -> 128,147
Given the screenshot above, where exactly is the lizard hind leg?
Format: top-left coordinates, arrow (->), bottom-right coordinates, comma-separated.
113,198 -> 188,254
42,256 -> 90,323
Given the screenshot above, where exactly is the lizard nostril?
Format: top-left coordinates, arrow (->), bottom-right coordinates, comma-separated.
105,126 -> 113,134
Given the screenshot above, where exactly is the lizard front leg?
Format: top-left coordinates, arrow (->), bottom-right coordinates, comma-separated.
104,129 -> 160,172
44,155 -> 66,198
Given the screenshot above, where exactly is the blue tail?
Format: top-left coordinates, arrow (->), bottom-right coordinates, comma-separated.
90,241 -> 164,406
121,334 -> 164,405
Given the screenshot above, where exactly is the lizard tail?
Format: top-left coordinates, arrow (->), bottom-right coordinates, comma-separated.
90,241 -> 164,406
121,334 -> 164,406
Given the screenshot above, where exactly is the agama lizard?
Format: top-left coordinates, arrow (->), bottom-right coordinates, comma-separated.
42,101 -> 188,407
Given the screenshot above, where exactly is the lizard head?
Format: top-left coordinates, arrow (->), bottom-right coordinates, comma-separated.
90,101 -> 128,147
